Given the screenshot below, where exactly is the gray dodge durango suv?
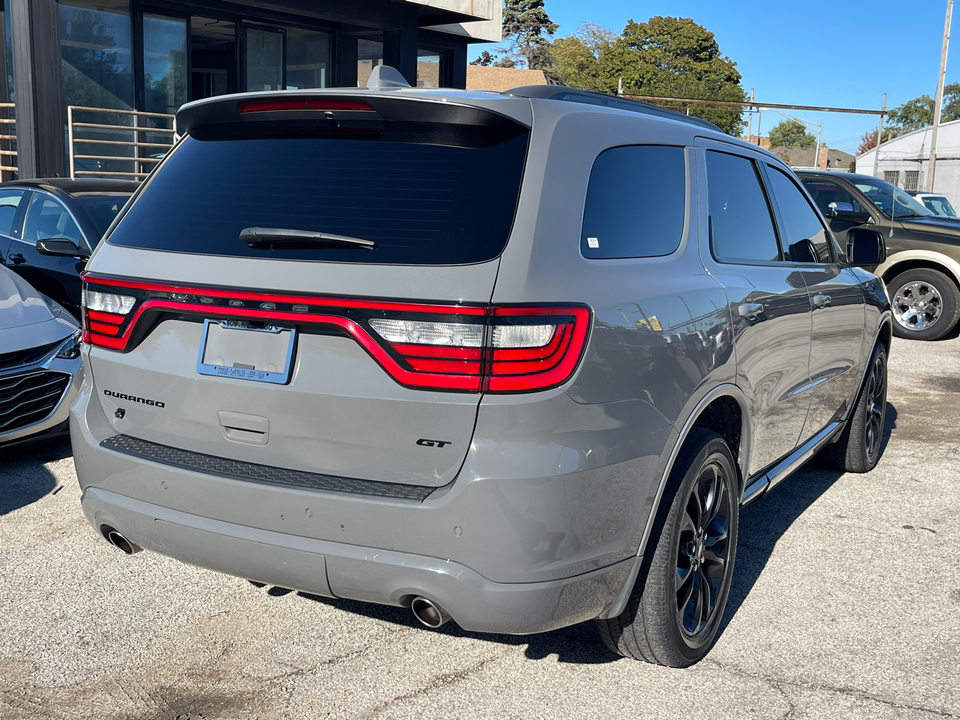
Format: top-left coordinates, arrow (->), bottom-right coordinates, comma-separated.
71,68 -> 891,666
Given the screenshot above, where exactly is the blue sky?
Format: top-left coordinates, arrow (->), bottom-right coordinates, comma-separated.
533,0 -> 956,154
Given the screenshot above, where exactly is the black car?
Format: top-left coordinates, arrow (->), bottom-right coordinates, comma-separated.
0,178 -> 138,318
798,171 -> 960,340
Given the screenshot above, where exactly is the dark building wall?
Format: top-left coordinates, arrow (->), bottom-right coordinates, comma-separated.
7,0 -> 474,179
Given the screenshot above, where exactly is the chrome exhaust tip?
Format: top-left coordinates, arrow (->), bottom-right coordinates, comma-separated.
410,596 -> 451,629
100,526 -> 142,555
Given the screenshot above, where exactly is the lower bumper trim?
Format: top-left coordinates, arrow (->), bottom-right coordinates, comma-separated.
100,434 -> 436,502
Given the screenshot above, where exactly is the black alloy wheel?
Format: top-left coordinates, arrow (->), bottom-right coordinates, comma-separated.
823,344 -> 888,473
597,429 -> 739,666
675,451 -> 734,644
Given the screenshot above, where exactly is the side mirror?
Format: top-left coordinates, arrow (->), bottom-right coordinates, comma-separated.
846,228 -> 886,265
36,238 -> 91,260
827,201 -> 872,224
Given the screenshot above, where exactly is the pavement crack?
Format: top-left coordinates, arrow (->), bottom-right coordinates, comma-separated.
359,653 -> 504,719
705,660 -> 960,718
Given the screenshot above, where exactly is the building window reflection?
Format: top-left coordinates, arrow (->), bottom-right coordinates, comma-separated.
59,0 -> 134,110
357,38 -> 383,87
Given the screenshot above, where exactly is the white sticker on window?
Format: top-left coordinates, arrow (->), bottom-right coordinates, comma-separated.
587,237 -> 600,249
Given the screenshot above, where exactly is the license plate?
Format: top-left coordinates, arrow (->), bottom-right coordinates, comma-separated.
197,319 -> 296,385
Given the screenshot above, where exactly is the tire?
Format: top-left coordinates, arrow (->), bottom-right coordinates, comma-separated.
596,429 -> 739,667
823,344 -> 888,473
888,268 -> 960,341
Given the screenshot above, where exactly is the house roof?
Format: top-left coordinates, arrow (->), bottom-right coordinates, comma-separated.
466,66 -> 548,93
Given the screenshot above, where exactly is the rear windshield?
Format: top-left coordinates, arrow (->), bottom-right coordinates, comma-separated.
107,132 -> 529,265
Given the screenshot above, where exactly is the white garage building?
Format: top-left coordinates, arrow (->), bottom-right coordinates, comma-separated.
856,119 -> 960,207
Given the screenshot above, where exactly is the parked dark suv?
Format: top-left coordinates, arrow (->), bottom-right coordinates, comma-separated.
798,171 -> 960,340
71,69 -> 891,667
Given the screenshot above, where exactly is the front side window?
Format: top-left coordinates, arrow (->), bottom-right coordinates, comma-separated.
581,145 -> 686,259
0,189 -> 24,236
766,166 -> 832,263
706,151 -> 780,264
22,195 -> 82,245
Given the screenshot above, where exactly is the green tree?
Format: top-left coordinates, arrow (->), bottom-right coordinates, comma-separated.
768,120 -> 816,148
887,82 -> 960,134
469,49 -> 517,68
501,0 -> 559,69
594,17 -> 746,135
544,23 -> 615,89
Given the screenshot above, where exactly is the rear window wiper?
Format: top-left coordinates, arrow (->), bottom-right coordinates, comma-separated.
240,227 -> 375,249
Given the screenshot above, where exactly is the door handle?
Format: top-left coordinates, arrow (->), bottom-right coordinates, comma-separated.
8,253 -> 25,265
738,302 -> 764,320
812,293 -> 832,309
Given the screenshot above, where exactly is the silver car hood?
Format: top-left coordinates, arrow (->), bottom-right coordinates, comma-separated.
0,266 -> 78,353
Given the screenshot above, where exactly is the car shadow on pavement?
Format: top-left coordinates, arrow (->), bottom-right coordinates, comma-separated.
0,437 -> 72,515
283,403 -> 899,667
720,401 -> 899,633
295,590 -> 619,664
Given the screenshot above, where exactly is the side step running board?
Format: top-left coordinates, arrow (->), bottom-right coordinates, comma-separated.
741,421 -> 843,506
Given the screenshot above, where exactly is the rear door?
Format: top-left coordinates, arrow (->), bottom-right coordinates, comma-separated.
83,95 -> 531,488
762,164 -> 866,439
697,141 -> 814,476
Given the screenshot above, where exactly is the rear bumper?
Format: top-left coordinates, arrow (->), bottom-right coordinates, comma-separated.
70,370 -> 654,634
79,485 -> 637,634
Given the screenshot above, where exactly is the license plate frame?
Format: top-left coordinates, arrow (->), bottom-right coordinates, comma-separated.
197,319 -> 296,385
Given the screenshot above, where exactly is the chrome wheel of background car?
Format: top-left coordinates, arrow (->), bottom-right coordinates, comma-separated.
892,280 -> 942,331
675,455 -> 732,643
888,268 -> 960,341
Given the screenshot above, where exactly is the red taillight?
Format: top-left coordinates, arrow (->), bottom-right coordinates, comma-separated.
81,275 -> 591,394
238,98 -> 374,113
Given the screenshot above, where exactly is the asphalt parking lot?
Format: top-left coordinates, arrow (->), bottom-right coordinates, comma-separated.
1,334 -> 959,720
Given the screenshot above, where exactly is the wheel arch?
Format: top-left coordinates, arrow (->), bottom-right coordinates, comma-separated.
876,251 -> 960,291
598,384 -> 750,621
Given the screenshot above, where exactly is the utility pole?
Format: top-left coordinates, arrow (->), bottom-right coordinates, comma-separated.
873,92 -> 886,178
929,0 -> 953,191
815,122 -> 822,169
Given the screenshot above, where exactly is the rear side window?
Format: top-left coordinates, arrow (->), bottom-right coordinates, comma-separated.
0,190 -> 24,236
581,145 -> 685,259
107,132 -> 528,265
706,151 -> 781,264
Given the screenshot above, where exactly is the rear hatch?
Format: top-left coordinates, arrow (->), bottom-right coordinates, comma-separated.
81,91 -> 584,489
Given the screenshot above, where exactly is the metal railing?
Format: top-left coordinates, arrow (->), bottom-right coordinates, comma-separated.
0,102 -> 16,179
68,106 -> 177,181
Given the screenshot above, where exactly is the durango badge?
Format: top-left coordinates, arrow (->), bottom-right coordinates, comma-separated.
103,389 -> 165,408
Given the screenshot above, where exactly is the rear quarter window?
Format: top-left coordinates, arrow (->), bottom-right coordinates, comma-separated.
580,145 -> 686,259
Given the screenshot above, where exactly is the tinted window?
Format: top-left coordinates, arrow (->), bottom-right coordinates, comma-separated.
22,195 -> 82,245
706,151 -> 780,263
74,193 -> 130,239
0,189 -> 24,236
107,133 -> 528,265
766,167 -> 832,263
801,178 -> 862,215
581,145 -> 685,259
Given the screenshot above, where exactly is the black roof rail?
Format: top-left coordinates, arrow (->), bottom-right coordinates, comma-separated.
503,85 -> 724,133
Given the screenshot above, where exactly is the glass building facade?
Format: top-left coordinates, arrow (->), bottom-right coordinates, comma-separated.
2,0 -> 487,179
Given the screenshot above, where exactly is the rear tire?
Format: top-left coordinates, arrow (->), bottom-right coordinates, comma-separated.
823,344 -> 888,473
888,268 -> 960,340
596,429 -> 739,666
